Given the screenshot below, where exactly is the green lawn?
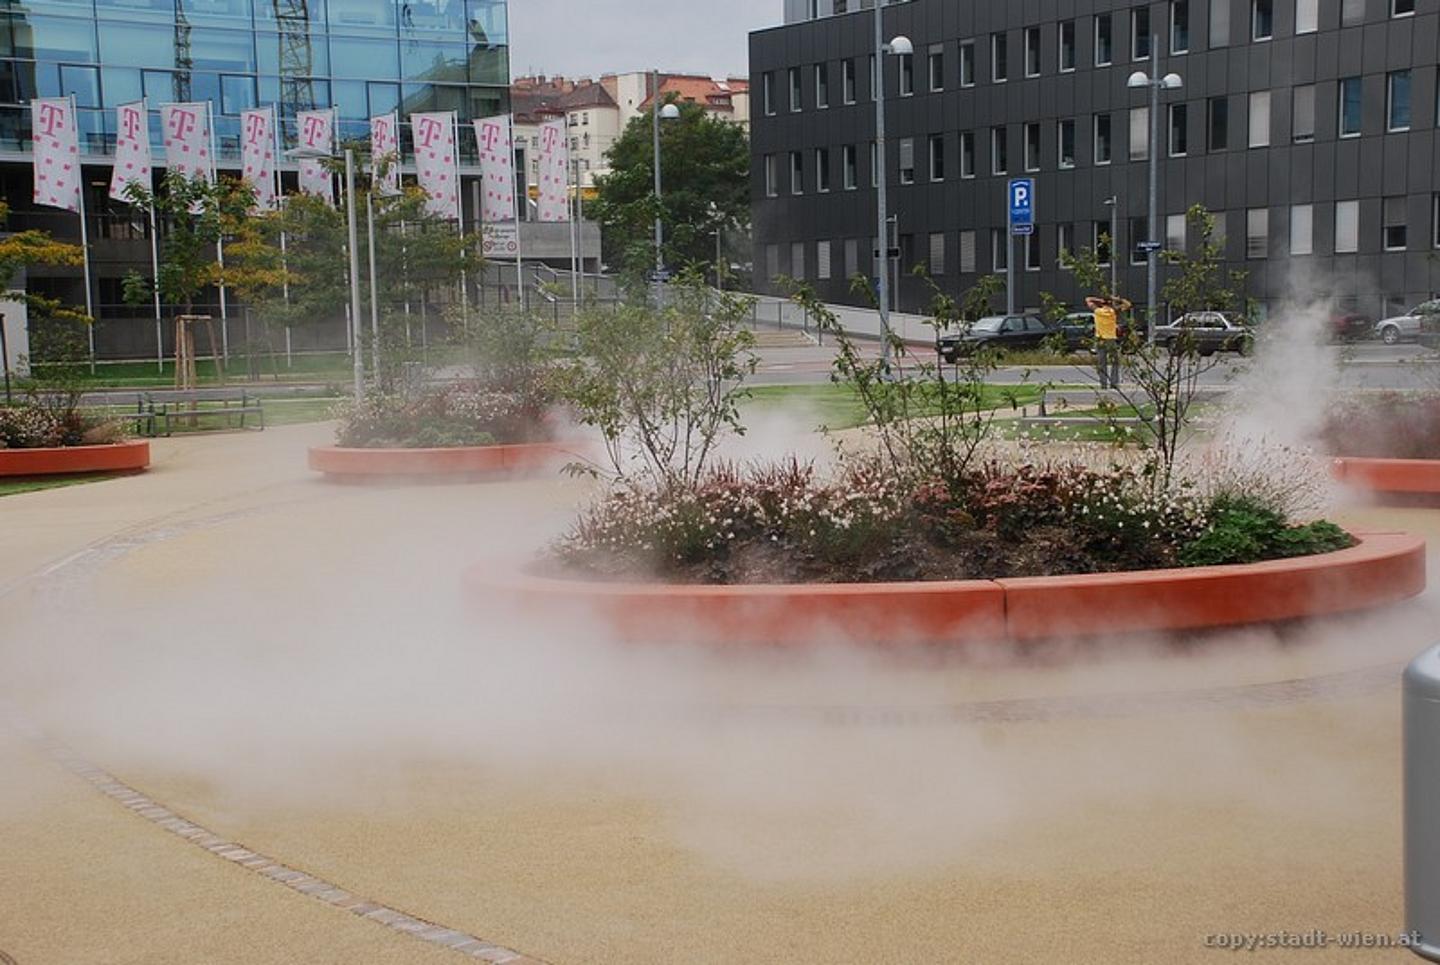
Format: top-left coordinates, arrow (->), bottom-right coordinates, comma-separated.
30,348 -> 465,389
0,471 -> 122,498
82,396 -> 340,433
745,382 -> 1045,431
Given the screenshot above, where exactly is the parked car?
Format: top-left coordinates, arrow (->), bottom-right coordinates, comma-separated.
1329,311 -> 1374,343
938,314 -> 1056,362
1151,311 -> 1254,356
1376,300 -> 1440,345
1059,310 -> 1140,351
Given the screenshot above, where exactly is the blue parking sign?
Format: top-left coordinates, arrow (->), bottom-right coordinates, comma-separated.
1009,178 -> 1035,234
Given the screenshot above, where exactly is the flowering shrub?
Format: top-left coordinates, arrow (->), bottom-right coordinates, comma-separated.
550,454 -> 1343,584
1320,393 -> 1440,459
333,381 -> 552,449
0,404 -> 126,449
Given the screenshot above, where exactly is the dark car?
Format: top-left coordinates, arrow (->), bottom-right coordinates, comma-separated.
1330,311 -> 1373,343
1151,311 -> 1254,356
938,314 -> 1056,362
1058,310 -> 1140,351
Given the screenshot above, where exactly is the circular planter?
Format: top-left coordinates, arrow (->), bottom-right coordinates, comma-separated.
0,440 -> 150,478
308,441 -> 579,481
1333,457 -> 1440,498
464,532 -> 1425,646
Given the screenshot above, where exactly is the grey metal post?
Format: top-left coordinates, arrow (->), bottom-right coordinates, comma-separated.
366,188 -> 379,348
1146,39 -> 1160,343
1106,195 -> 1119,295
873,2 -> 892,366
1006,203 -> 1016,315
344,148 -> 364,401
652,69 -> 664,279
1405,645 -> 1440,961
0,311 -> 10,405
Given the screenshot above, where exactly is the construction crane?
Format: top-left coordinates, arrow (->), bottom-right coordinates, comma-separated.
272,0 -> 317,120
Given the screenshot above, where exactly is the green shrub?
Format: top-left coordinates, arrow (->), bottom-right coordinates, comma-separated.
1180,496 -> 1353,567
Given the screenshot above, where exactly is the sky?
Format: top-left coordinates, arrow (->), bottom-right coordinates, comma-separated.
506,0 -> 777,79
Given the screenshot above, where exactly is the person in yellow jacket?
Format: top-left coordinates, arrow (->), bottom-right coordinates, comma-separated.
1085,294 -> 1132,389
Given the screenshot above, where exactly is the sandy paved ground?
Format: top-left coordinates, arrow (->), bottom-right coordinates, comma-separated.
0,422 -> 1431,963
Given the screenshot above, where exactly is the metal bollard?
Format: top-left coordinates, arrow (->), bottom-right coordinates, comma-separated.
1406,645 -> 1440,961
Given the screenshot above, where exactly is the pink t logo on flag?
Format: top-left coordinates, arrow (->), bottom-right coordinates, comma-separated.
410,111 -> 459,219
36,102 -> 66,138
370,113 -> 401,197
32,98 -> 81,213
167,109 -> 196,141
161,103 -> 213,184
415,115 -> 443,150
296,109 -> 335,206
240,107 -> 277,211
110,101 -> 153,202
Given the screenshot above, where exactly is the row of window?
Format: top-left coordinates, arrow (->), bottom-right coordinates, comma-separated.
767,196 -> 1440,285
764,0 -> 1416,114
763,74 -> 1423,194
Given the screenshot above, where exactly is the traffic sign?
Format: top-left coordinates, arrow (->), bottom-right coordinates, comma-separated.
1137,240 -> 1163,252
872,247 -> 903,259
649,268 -> 672,283
1009,178 -> 1035,235
480,223 -> 520,257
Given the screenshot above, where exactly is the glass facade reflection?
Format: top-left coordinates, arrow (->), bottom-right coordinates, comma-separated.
0,0 -> 509,162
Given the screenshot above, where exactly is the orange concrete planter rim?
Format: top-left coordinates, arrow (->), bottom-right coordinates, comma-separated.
1331,456 -> 1440,495
308,440 -> 582,479
466,530 -> 1426,645
0,439 -> 150,478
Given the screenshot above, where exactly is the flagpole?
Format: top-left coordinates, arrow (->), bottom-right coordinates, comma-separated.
135,99 -> 164,374
511,120 -> 524,312
69,96 -> 97,373
272,105 -> 291,368
569,150 -> 579,305
454,111 -> 469,333
207,100 -> 229,362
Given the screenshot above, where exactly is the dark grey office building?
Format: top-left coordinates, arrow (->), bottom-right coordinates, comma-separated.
750,0 -> 1440,323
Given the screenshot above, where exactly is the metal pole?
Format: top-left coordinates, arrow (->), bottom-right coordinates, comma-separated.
511,133 -> 525,312
148,203 -> 163,373
344,148 -> 364,400
873,4 -> 892,366
652,69 -> 664,281
569,153 -> 580,304
209,100 -> 228,361
72,96 -> 96,372
366,187 -> 379,347
715,226 -> 723,289
1109,197 -> 1119,295
0,311 -> 10,404
1147,39 -> 1160,343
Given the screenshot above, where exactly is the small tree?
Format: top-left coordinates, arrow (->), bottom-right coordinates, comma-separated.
0,199 -> 88,398
558,274 -> 756,491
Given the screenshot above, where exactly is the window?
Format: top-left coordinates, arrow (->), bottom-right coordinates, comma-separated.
765,244 -> 779,281
992,126 -> 1008,174
1095,14 -> 1114,66
1166,213 -> 1187,251
1293,85 -> 1315,142
764,154 -> 777,197
1095,222 -> 1113,266
1343,0 -> 1365,24
1388,70 -> 1412,131
871,141 -> 878,186
1434,194 -> 1440,248
816,63 -> 829,108
899,137 -> 915,184
842,58 -> 856,103
1384,197 -> 1408,250
929,134 -> 945,181
1130,217 -> 1149,264
1025,27 -> 1041,76
959,41 -> 976,87
1060,20 -> 1076,72
960,130 -> 976,178
1171,1 -> 1189,53
928,44 -> 944,91
1058,223 -> 1076,265
790,151 -> 803,194
1290,204 -> 1314,255
1248,91 -> 1271,147
1210,0 -> 1230,46
992,228 -> 1009,271
789,66 -> 802,111
1339,77 -> 1362,136
817,240 -> 832,280
959,230 -> 977,273
1169,103 -> 1188,156
929,233 -> 946,275
763,73 -> 775,115
1095,113 -> 1113,163
816,148 -> 831,192
993,33 -> 1008,82
1296,0 -> 1318,33
791,241 -> 805,280
869,54 -> 876,101
1208,96 -> 1229,150
1246,208 -> 1269,259
899,53 -> 914,96
1026,233 -> 1042,270
842,144 -> 857,190
1335,200 -> 1360,252
1133,8 -> 1152,60
1025,123 -> 1041,171
1394,0 -> 1416,16
1253,0 -> 1273,40
845,238 -> 859,278
1130,106 -> 1150,161
1059,119 -> 1076,168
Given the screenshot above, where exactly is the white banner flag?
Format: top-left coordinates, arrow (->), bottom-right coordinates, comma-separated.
410,111 -> 459,220
537,119 -> 569,223
475,114 -> 515,224
161,102 -> 212,183
296,109 -> 334,204
109,101 -> 151,202
240,107 -> 277,211
370,112 -> 400,197
32,97 -> 81,212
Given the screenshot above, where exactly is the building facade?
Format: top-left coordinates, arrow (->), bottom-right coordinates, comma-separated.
750,0 -> 1440,322
0,0 -> 535,358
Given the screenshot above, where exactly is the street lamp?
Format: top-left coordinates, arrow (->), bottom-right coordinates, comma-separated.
1127,43 -> 1183,344
651,69 -> 681,290
874,9 -> 913,368
289,144 -> 366,401
1102,195 -> 1120,296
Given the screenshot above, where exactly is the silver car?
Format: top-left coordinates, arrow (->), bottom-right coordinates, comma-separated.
1375,300 -> 1440,345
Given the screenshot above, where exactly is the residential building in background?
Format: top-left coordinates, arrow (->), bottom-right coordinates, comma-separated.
751,0 -> 1440,322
